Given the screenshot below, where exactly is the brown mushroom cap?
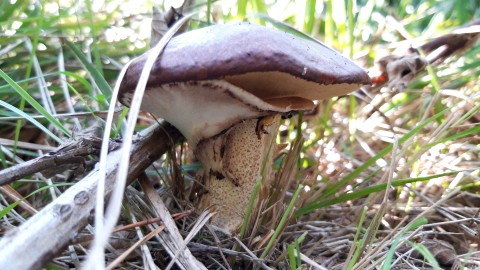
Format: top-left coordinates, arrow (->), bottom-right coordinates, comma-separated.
119,22 -> 371,146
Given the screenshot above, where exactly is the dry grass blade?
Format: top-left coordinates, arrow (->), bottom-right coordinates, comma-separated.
24,38 -> 56,115
106,215 -> 166,270
413,190 -> 478,237
86,56 -> 132,270
85,13 -> 195,269
342,137 -> 400,269
165,210 -> 214,270
297,251 -> 328,270
57,45 -> 81,130
234,237 -> 274,270
0,185 -> 37,215
260,184 -> 304,259
0,110 -> 118,121
130,212 -> 157,270
0,138 -> 56,152
139,174 -> 207,270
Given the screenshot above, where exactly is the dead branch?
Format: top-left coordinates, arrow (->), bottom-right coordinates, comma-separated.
0,136 -> 113,186
421,19 -> 480,64
0,121 -> 183,270
371,19 -> 480,90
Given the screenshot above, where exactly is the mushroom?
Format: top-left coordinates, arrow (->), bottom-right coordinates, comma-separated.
119,22 -> 371,234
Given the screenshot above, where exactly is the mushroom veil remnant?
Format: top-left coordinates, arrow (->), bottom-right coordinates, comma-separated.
119,22 -> 371,234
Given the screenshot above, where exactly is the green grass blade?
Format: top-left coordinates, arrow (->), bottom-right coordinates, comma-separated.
261,184 -> 304,259
325,0 -> 334,46
407,241 -> 442,270
0,183 -> 74,219
381,217 -> 429,269
287,243 -> 297,270
422,124 -> 480,150
253,0 -> 267,14
0,71 -> 91,94
0,147 -> 8,169
66,41 -> 112,102
287,230 -> 307,270
238,175 -> 262,239
0,69 -> 71,139
206,0 -> 212,25
347,0 -> 354,57
296,170 -> 459,217
237,0 -> 247,19
0,100 -> 63,144
253,13 -> 320,43
303,0 -> 316,33
0,0 -> 23,21
345,206 -> 368,269
85,0 -> 104,77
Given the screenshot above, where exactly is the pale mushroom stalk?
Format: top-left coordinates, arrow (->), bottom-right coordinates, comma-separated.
119,23 -> 371,234
195,117 -> 280,233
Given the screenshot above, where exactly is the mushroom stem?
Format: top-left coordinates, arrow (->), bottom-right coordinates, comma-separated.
195,117 -> 280,234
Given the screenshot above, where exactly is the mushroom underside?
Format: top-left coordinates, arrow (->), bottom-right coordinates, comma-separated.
225,71 -> 363,101
140,75 -> 361,147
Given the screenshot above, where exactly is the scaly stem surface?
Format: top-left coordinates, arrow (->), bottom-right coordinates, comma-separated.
195,117 -> 279,233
